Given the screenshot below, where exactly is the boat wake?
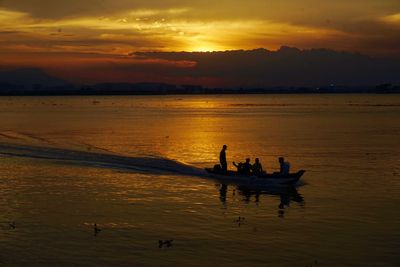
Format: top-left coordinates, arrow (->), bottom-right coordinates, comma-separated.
0,141 -> 305,190
0,143 -> 206,177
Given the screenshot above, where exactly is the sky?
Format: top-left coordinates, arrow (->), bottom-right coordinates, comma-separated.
0,0 -> 399,85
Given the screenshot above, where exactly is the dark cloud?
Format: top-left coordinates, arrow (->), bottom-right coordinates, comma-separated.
132,47 -> 400,87
3,46 -> 399,86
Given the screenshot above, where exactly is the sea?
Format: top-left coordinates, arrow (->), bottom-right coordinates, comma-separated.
0,94 -> 399,267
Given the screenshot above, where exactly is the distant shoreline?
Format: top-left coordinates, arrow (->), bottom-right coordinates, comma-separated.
1,92 -> 399,96
2,67 -> 399,95
1,83 -> 400,96
1,89 -> 400,96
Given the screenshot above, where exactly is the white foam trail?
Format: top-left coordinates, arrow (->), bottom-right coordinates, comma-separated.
0,143 -> 206,177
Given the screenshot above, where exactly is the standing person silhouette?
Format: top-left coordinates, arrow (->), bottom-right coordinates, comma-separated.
220,145 -> 228,172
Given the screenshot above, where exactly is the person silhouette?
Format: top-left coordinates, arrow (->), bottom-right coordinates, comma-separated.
279,157 -> 291,175
242,158 -> 252,175
252,158 -> 263,175
233,161 -> 243,173
220,145 -> 228,172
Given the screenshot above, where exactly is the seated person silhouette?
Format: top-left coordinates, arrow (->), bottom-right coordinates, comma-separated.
252,158 -> 263,175
242,158 -> 252,175
234,158 -> 252,175
232,161 -> 243,173
279,157 -> 291,175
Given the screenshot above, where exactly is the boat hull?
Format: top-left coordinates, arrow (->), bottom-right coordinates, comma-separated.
204,168 -> 305,187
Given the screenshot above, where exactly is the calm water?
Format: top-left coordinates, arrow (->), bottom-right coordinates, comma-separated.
0,94 -> 399,267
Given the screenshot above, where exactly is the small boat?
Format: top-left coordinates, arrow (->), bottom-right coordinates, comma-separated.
205,168 -> 305,187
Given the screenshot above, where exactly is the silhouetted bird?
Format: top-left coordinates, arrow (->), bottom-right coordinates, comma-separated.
234,216 -> 245,223
234,216 -> 245,227
158,240 -> 173,248
9,222 -> 16,229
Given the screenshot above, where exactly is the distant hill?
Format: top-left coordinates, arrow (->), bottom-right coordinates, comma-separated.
0,68 -> 69,90
134,46 -> 400,87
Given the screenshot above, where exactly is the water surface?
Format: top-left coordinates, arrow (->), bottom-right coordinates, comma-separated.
0,94 -> 399,267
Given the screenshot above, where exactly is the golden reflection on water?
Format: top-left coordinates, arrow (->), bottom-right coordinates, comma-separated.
160,116 -> 223,163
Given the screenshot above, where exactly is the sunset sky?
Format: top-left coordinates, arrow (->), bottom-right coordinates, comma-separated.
1,0 -> 399,84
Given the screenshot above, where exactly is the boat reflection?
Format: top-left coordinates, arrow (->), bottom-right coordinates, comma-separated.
218,184 -> 304,217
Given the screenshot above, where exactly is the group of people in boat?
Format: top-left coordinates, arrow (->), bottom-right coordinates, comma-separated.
233,158 -> 263,175
219,144 -> 291,175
